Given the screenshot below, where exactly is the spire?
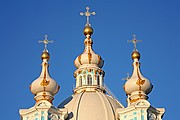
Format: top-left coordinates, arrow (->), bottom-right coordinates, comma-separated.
73,7 -> 104,94
124,34 -> 153,106
30,35 -> 59,103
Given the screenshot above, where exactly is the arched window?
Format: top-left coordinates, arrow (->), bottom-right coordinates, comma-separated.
97,75 -> 100,85
79,76 -> 82,86
87,75 -> 92,85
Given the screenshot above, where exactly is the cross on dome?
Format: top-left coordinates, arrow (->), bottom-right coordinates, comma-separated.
80,7 -> 96,26
38,35 -> 53,52
127,34 -> 142,51
122,73 -> 130,80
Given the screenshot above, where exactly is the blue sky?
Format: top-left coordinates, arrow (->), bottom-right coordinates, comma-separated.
0,1 -> 179,120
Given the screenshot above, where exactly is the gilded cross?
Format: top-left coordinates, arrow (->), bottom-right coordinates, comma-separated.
127,34 -> 142,51
80,7 -> 96,26
38,35 -> 53,51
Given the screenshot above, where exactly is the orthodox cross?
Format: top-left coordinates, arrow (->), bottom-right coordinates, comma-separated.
127,34 -> 142,51
38,35 -> 53,51
80,7 -> 96,26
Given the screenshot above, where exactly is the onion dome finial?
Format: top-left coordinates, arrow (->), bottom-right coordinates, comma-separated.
38,35 -> 54,61
127,34 -> 142,60
80,7 -> 95,38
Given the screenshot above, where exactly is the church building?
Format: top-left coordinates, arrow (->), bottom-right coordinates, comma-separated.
19,7 -> 165,120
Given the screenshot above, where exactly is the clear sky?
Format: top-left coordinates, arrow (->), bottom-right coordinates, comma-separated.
0,0 -> 179,120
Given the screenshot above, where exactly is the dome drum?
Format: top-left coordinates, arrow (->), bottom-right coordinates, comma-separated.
74,68 -> 105,78
74,68 -> 105,91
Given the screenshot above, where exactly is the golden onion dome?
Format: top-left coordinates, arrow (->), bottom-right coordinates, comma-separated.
132,51 -> 140,60
41,51 -> 50,61
84,26 -> 93,36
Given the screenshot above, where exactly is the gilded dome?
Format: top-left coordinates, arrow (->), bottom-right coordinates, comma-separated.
58,92 -> 124,120
84,26 -> 93,36
132,51 -> 140,60
41,51 -> 50,61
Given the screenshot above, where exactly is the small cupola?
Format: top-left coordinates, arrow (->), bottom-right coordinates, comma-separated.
124,34 -> 153,105
30,35 -> 60,103
73,7 -> 105,94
